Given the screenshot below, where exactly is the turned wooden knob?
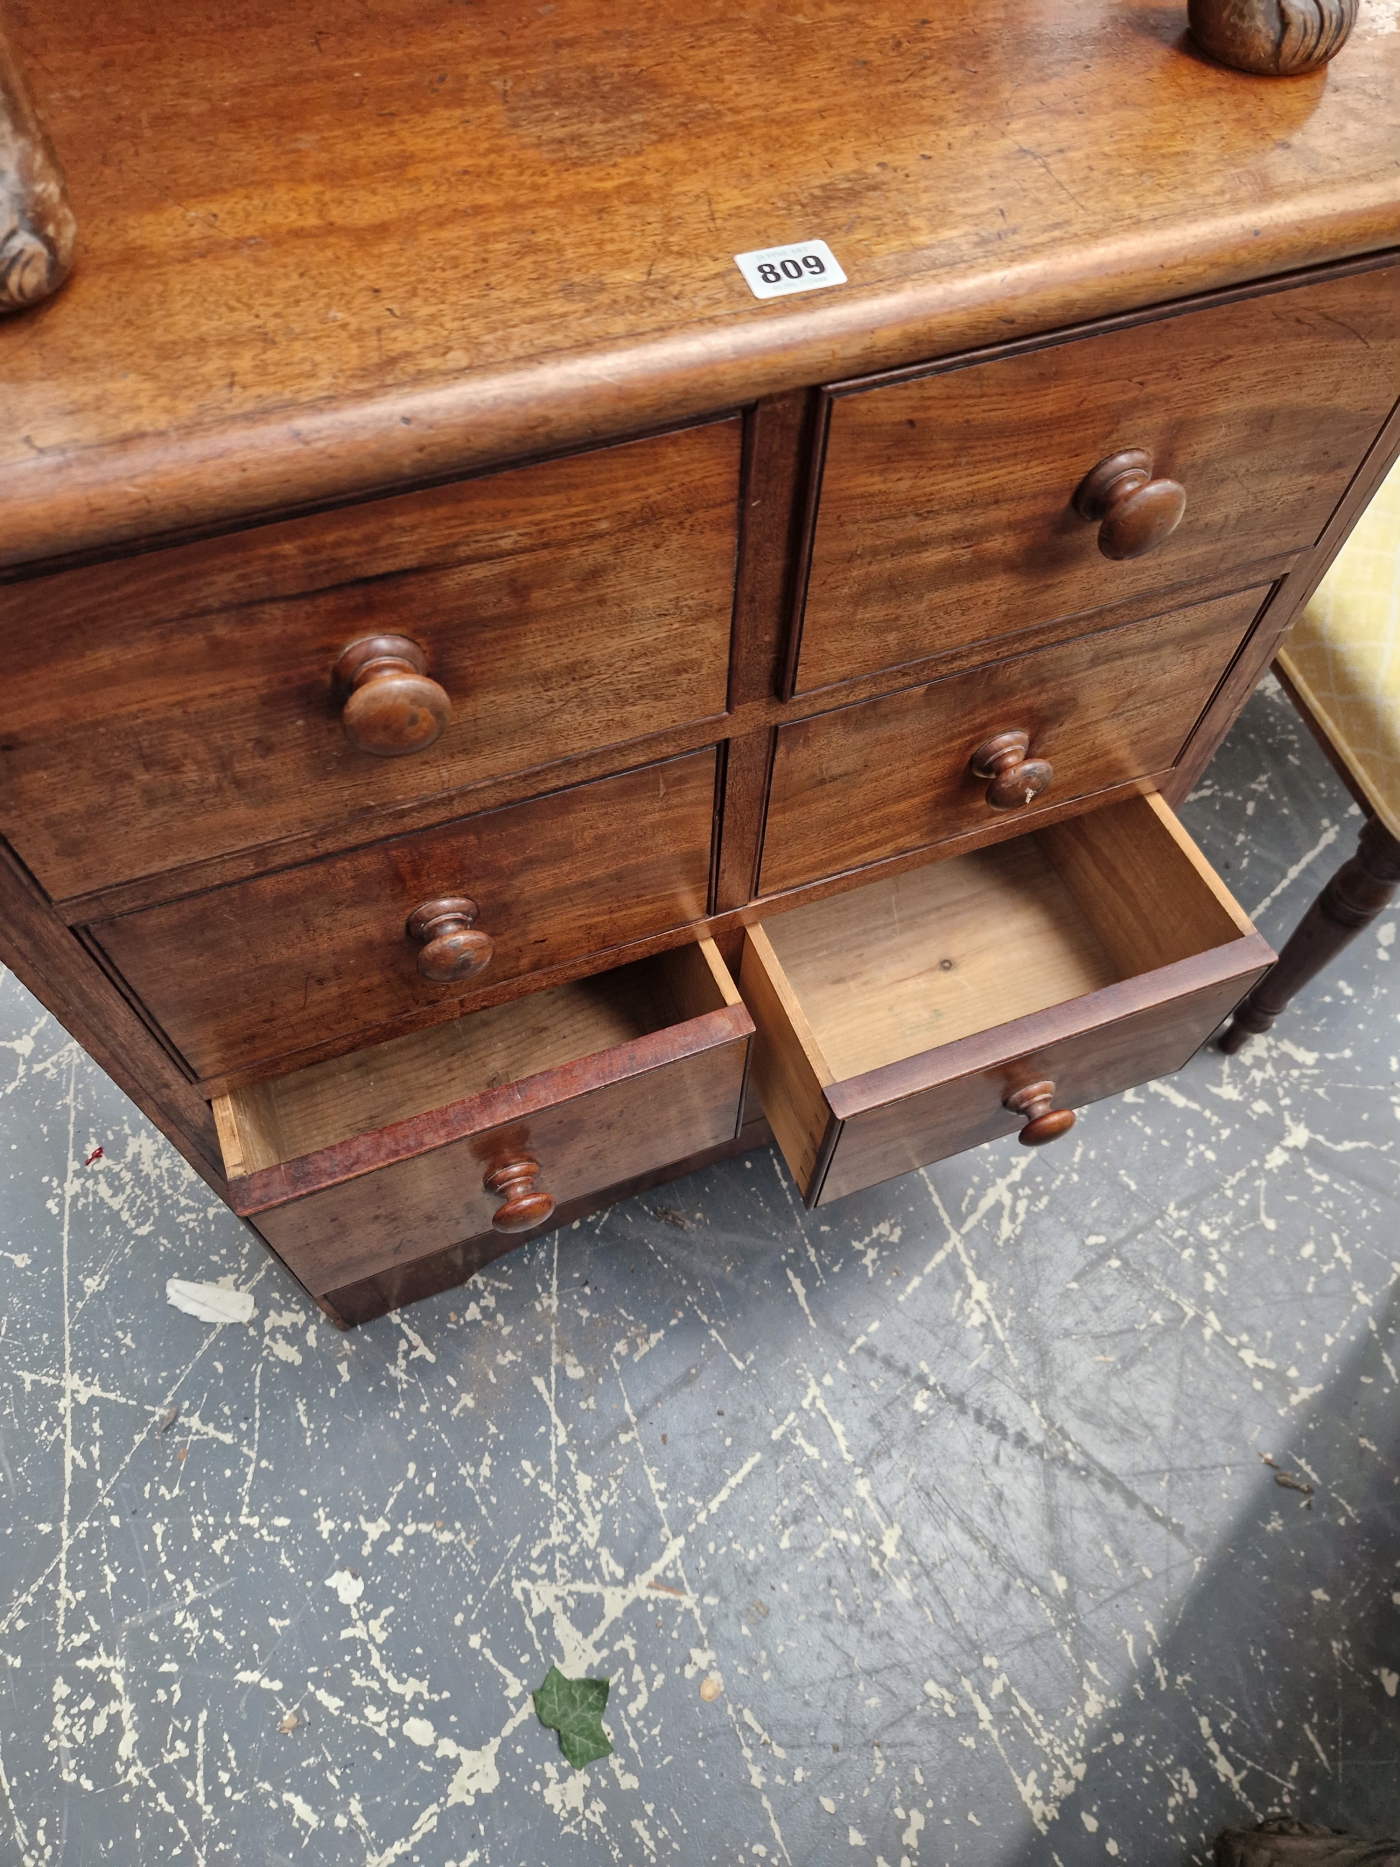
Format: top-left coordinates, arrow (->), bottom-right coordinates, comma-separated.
1004,1081 -> 1076,1147
334,634 -> 451,756
1073,449 -> 1186,561
485,1159 -> 555,1234
407,897 -> 494,983
970,730 -> 1054,810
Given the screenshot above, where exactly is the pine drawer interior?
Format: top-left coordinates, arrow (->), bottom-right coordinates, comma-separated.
743,793 -> 1267,1205
759,795 -> 1253,1077
214,942 -> 740,1178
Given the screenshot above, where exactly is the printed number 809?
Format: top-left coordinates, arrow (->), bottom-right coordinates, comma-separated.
757,255 -> 826,285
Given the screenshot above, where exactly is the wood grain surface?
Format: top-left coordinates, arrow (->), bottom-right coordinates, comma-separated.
760,585 -> 1267,894
792,266 -> 1399,693
91,750 -> 718,1083
729,392 -> 811,710
761,841 -> 1123,1076
2,0 -> 1393,1300
1,1 -> 1397,566
1040,791 -> 1253,970
713,732 -> 775,916
0,421 -> 739,900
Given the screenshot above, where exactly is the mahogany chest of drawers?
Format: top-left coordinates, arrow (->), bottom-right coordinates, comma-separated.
1,0 -> 1397,1324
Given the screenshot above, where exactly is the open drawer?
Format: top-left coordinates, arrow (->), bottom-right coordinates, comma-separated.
212,940 -> 752,1306
740,795 -> 1272,1207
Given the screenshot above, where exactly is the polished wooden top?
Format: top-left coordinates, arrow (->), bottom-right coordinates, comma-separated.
2,0 -> 1397,569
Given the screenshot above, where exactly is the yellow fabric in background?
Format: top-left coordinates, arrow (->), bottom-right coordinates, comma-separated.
1277,455 -> 1400,839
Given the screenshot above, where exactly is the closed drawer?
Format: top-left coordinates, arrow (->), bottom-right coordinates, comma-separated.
761,584 -> 1264,895
213,941 -> 752,1298
792,264 -> 1399,694
0,419 -> 740,903
741,794 -> 1271,1207
91,749 -> 717,1085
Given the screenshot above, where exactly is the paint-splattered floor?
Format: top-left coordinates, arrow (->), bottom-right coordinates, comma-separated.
2,678 -> 1398,1867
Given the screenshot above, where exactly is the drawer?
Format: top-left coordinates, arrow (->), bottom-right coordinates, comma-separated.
91,749 -> 717,1085
741,794 -> 1271,1207
792,265 -> 1399,694
213,941 -> 752,1298
0,419 -> 740,903
760,585 -> 1264,896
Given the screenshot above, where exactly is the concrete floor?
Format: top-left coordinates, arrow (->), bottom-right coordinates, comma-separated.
1,678 -> 1397,1866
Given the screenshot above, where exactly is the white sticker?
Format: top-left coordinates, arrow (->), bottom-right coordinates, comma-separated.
733,239 -> 847,301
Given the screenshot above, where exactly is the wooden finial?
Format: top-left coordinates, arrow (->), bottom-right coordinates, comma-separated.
0,18 -> 76,314
1187,0 -> 1358,77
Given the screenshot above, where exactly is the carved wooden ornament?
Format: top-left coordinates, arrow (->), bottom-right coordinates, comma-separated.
0,20 -> 76,314
1188,0 -> 1358,76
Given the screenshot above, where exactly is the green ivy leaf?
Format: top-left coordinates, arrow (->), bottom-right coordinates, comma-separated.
532,1665 -> 613,1771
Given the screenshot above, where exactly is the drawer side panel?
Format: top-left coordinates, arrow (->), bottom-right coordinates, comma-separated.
739,926 -> 839,1201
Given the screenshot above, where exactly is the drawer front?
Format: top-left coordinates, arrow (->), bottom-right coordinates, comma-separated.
0,420 -> 740,902
794,265 -> 1399,693
818,967 -> 1257,1204
92,750 -> 717,1083
254,1038 -> 748,1295
760,586 -> 1264,895
216,942 -> 753,1296
743,794 -> 1272,1207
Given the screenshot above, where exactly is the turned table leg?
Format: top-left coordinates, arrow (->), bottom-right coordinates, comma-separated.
1220,814 -> 1400,1054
